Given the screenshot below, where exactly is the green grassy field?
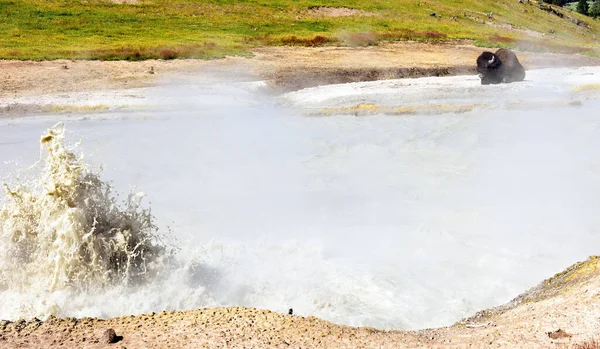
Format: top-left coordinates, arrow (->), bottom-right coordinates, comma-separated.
1,0 -> 598,60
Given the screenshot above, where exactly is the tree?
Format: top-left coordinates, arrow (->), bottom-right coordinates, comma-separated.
590,0 -> 600,17
577,0 -> 589,15
543,0 -> 568,5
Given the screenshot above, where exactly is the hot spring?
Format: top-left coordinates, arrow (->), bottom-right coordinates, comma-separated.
1,67 -> 600,330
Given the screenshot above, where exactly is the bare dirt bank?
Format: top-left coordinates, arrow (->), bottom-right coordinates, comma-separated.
1,256 -> 600,348
2,41 -> 600,99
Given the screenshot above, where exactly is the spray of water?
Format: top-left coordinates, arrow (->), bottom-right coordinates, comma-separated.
0,122 -> 168,295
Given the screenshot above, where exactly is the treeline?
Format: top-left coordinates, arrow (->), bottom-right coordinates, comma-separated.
543,0 -> 569,5
576,0 -> 600,16
543,0 -> 600,17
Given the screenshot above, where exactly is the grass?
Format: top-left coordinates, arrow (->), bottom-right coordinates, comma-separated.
0,0 -> 599,60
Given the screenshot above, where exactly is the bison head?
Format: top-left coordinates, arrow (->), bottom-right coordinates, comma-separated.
476,51 -> 503,85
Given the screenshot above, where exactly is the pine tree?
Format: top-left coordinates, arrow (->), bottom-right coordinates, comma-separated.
590,0 -> 600,18
576,0 -> 589,15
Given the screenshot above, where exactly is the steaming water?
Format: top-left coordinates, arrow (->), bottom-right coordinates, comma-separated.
1,67 -> 600,330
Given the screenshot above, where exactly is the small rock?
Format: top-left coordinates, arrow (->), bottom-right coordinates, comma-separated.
288,308 -> 293,315
547,329 -> 572,339
99,328 -> 122,344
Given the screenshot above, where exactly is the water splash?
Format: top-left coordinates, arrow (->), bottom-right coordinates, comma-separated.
0,123 -> 168,295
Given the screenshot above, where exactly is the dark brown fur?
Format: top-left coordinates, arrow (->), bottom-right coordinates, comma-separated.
476,48 -> 526,85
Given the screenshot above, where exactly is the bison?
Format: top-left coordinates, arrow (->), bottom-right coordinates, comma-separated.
476,48 -> 526,85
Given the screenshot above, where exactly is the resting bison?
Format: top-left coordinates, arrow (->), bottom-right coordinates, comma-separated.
476,48 -> 526,85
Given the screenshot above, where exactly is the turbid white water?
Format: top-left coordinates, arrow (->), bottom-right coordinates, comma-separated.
1,67 -> 600,330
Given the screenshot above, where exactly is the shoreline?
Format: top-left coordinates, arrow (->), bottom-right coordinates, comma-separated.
3,42 -> 600,118
2,41 -> 600,99
1,256 -> 599,348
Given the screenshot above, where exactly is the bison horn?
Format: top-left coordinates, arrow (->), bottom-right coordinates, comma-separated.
488,56 -> 495,64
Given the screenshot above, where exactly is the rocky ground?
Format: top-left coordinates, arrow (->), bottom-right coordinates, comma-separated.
1,256 -> 600,348
1,41 -> 600,348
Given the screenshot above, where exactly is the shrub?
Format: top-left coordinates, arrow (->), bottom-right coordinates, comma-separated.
577,0 -> 589,15
543,0 -> 568,5
590,0 -> 600,17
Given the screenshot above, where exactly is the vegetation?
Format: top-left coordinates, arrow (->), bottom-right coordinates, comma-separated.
591,1 -> 600,17
566,0 -> 600,17
543,0 -> 569,6
0,0 -> 599,60
577,0 -> 590,14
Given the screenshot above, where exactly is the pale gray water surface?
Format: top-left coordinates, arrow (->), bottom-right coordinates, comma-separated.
1,67 -> 600,329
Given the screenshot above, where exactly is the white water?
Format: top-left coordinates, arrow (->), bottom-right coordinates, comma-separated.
1,67 -> 600,330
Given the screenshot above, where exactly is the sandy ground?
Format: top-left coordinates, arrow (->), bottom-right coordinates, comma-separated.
2,41 -> 600,99
3,41 -> 600,116
2,42 -> 600,348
